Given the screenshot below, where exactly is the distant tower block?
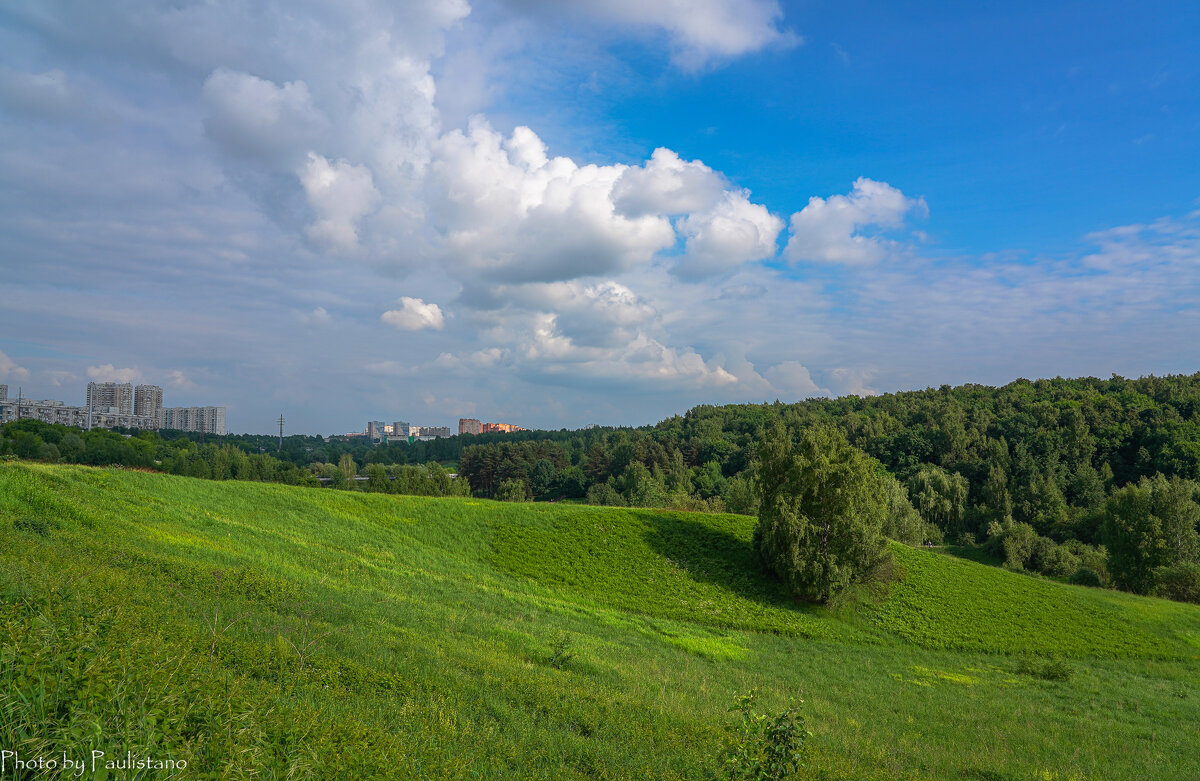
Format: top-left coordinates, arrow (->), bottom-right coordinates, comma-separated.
87,381 -> 134,414
134,384 -> 163,422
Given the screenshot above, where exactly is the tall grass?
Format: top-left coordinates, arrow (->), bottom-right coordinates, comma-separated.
2,462 -> 1199,779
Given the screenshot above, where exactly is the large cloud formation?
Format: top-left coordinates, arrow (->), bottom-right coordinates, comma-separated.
430,120 -> 678,283
6,0 -> 1192,432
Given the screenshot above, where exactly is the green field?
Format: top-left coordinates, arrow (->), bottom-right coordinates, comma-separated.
2,463 -> 1199,779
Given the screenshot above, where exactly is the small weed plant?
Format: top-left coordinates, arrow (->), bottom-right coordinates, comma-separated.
722,689 -> 810,780
548,631 -> 576,669
1016,656 -> 1073,682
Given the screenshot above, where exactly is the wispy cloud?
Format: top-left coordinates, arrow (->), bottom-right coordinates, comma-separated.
86,364 -> 140,384
0,350 -> 31,382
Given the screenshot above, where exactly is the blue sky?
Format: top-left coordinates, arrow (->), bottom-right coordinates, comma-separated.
505,1 -> 1200,253
1,0 -> 1198,434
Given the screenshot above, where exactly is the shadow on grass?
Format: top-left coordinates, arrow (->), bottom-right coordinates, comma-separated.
636,510 -> 824,617
940,544 -> 1003,567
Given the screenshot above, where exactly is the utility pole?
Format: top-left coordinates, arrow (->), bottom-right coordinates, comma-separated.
16,387 -> 22,421
277,413 -> 285,452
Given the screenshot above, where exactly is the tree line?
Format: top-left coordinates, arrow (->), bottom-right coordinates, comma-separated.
458,373 -> 1200,602
4,372 -> 1200,602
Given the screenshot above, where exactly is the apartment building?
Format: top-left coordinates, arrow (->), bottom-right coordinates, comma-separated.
0,397 -> 157,430
162,406 -> 226,435
86,382 -> 133,414
134,384 -> 164,423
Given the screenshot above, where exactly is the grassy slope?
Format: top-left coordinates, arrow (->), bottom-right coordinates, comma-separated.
1,462 -> 1198,780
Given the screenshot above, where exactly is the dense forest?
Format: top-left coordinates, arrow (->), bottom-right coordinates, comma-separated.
4,372 -> 1200,601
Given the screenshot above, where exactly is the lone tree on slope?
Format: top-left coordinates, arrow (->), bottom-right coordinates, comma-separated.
754,424 -> 892,603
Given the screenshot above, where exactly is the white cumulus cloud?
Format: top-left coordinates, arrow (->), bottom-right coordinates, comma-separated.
0,350 -> 31,382
674,191 -> 783,279
784,177 -> 926,265
202,69 -> 327,166
430,119 -> 676,282
508,0 -> 798,70
612,148 -> 728,217
762,360 -> 826,398
166,369 -> 197,390
86,364 -> 140,383
381,297 -> 445,331
299,153 -> 381,253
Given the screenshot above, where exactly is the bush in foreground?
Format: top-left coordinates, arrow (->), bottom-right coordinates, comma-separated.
721,690 -> 810,781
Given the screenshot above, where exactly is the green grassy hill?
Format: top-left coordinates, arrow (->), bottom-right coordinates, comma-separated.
2,463 -> 1199,779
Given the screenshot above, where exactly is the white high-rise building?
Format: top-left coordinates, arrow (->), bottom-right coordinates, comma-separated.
87,382 -> 133,414
162,406 -> 226,435
134,384 -> 163,423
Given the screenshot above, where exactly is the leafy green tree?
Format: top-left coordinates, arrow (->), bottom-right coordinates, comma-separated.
878,472 -> 934,545
365,463 -> 389,492
1154,562 -> 1200,604
1066,463 -> 1106,510
530,458 -> 557,496
496,478 -> 529,502
977,463 -> 1013,526
723,469 -> 760,516
1103,481 -> 1167,594
338,453 -> 358,489
1028,471 -> 1070,537
721,690 -> 809,781
907,465 -> 969,537
1149,475 -> 1200,563
554,465 -> 587,498
754,425 -> 891,603
58,432 -> 84,460
1068,567 -> 1104,587
986,520 -> 1038,570
693,460 -> 727,499
1103,475 -> 1200,594
620,462 -> 669,508
585,481 -> 625,506
11,431 -> 44,459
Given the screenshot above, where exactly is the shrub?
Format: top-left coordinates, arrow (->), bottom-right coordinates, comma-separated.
547,631 -> 575,669
722,470 -> 759,516
1154,561 -> 1200,604
1039,658 -> 1073,682
585,481 -> 625,507
1068,567 -> 1103,588
999,522 -> 1037,570
1016,656 -> 1072,682
1032,539 -> 1081,578
722,689 -> 810,781
496,478 -> 530,502
13,516 -> 55,536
